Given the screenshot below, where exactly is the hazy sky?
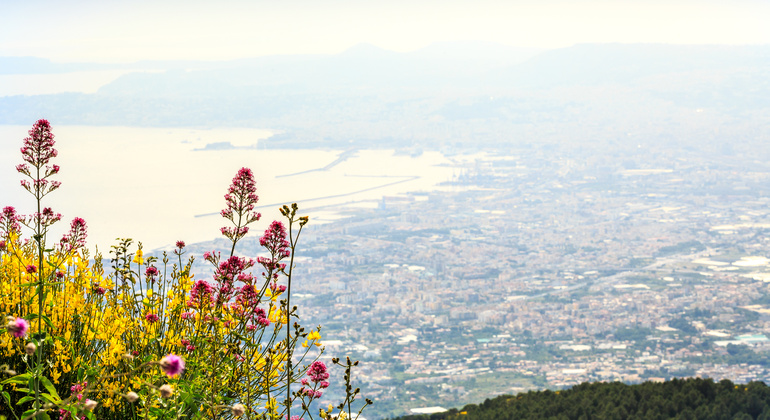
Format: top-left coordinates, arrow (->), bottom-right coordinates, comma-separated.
1,0 -> 769,62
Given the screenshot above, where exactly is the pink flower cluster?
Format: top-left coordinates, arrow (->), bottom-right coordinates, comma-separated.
220,168 -> 261,243
233,284 -> 270,327
20,119 -> 57,167
260,221 -> 290,259
307,361 -> 330,383
18,120 -> 62,199
30,207 -> 62,229
187,280 -> 215,308
1,206 -> 22,236
214,255 -> 255,304
180,339 -> 195,351
59,217 -> 87,253
145,265 -> 159,282
257,221 -> 291,276
299,361 -> 330,399
59,381 -> 88,420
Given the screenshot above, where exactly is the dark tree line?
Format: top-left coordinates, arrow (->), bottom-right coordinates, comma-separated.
393,378 -> 770,420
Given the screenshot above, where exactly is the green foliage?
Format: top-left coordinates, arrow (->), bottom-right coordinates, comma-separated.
391,378 -> 770,420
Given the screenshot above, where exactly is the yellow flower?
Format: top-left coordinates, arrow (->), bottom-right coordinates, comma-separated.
50,369 -> 61,384
132,249 -> 144,265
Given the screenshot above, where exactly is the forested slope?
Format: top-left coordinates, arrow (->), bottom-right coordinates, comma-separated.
393,378 -> 770,420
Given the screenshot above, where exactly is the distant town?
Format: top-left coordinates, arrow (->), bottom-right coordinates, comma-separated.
189,141 -> 770,419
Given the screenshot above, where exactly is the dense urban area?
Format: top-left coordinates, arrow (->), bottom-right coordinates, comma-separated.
187,141 -> 770,419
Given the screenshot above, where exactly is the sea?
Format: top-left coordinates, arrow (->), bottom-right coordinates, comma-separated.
0,125 -> 472,252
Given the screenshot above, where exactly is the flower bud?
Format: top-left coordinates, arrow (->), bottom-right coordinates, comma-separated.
125,391 -> 139,403
159,384 -> 173,398
84,399 -> 98,411
231,403 -> 245,417
25,342 -> 36,355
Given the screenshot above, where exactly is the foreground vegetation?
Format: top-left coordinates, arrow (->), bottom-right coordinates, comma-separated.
1,120 -> 369,419
394,378 -> 770,420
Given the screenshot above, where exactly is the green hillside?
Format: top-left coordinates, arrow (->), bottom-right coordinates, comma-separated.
392,378 -> 770,420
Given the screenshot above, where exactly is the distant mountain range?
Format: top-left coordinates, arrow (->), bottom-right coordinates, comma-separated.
1,42 -> 768,148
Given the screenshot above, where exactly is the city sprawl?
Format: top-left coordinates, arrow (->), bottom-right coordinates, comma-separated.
202,143 -> 770,417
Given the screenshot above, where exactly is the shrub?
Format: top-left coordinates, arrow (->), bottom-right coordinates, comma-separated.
0,120 -> 370,420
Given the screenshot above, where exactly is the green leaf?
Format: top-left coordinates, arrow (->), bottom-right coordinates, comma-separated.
27,313 -> 56,331
40,393 -> 60,405
39,376 -> 60,401
16,395 -> 35,405
1,372 -> 31,385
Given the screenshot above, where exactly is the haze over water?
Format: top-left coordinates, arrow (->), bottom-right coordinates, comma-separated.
0,125 -> 464,252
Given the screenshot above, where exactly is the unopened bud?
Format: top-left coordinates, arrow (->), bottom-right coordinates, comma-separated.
125,391 -> 139,403
231,403 -> 245,417
122,353 -> 134,361
25,342 -> 36,355
4,369 -> 16,376
84,399 -> 98,411
159,384 -> 173,398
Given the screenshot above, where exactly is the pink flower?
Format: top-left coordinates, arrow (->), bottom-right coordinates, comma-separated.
70,381 -> 87,394
145,313 -> 159,323
33,207 -> 62,228
26,265 -> 37,274
260,221 -> 291,261
7,317 -> 29,338
176,240 -> 185,249
160,354 -> 185,377
214,256 -> 254,304
60,217 -> 87,252
1,206 -> 22,236
21,119 -> 57,167
187,280 -> 215,308
220,168 -> 261,243
307,361 -> 329,383
145,266 -> 159,279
